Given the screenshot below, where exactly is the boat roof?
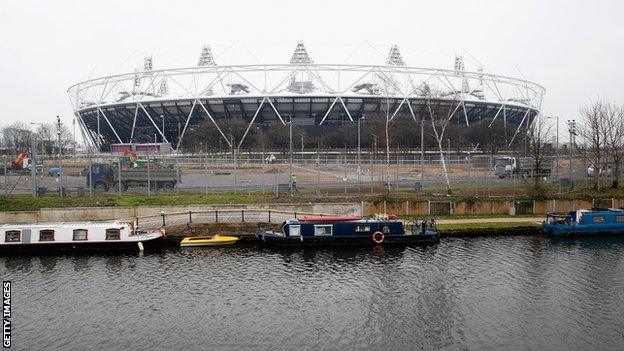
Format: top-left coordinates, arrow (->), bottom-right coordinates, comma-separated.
0,220 -> 132,229
285,217 -> 400,224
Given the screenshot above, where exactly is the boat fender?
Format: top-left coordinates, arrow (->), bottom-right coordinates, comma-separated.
137,242 -> 144,251
159,228 -> 166,237
372,231 -> 385,244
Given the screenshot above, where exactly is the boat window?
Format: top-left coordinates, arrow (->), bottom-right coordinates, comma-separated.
5,230 -> 20,243
616,215 -> 624,222
105,229 -> 121,240
314,225 -> 332,236
592,216 -> 605,224
73,229 -> 88,241
39,230 -> 55,242
355,225 -> 371,232
382,225 -> 391,234
288,225 -> 300,237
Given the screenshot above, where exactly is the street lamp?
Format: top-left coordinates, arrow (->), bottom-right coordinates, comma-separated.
288,116 -> 293,193
29,122 -> 43,196
567,119 -> 577,184
56,116 -> 64,197
358,115 -> 365,192
160,114 -> 165,143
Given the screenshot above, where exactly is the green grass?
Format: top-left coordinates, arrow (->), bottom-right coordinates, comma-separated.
437,221 -> 539,231
0,193 -> 279,211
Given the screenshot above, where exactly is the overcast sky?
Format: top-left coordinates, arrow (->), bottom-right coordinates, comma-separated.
1,0 -> 623,139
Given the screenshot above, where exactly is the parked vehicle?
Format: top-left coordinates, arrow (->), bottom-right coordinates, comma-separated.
494,156 -> 552,179
86,163 -> 179,191
0,151 -> 43,175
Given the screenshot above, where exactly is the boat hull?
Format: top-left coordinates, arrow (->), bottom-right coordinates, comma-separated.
0,235 -> 165,255
180,235 -> 239,247
542,225 -> 624,237
256,232 -> 440,247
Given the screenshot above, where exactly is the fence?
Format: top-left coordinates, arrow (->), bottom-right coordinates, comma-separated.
136,208 -> 330,231
1,150 -> 618,198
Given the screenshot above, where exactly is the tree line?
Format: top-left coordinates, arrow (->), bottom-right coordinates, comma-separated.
0,122 -> 74,156
574,99 -> 624,189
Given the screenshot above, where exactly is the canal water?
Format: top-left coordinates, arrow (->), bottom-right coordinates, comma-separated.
3,235 -> 624,351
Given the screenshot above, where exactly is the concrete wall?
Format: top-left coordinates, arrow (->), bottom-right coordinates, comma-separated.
0,202 -> 362,223
1,198 -> 623,223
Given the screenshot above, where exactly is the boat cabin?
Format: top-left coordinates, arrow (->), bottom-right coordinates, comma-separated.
279,216 -> 405,238
545,209 -> 624,226
0,220 -> 140,245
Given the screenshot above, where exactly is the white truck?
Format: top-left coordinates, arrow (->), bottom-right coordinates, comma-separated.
494,156 -> 552,179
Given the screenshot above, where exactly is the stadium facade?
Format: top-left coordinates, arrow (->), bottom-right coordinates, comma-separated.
67,42 -> 545,151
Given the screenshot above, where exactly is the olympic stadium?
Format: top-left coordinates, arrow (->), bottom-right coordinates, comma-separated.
67,42 -> 545,151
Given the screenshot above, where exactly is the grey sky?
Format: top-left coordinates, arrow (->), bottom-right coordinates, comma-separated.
1,0 -> 622,138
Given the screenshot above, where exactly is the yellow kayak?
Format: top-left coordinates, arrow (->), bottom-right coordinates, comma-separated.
180,235 -> 239,247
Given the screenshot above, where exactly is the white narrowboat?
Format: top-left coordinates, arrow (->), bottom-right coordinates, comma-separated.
0,220 -> 165,254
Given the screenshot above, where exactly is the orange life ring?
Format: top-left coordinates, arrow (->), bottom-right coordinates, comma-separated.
372,231 -> 385,244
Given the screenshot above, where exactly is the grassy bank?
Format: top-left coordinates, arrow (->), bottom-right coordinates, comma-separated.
1,183 -> 624,212
436,221 -> 539,231
0,193 -> 280,211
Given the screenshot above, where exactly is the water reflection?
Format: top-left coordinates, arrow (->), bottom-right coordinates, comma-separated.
2,236 -> 623,351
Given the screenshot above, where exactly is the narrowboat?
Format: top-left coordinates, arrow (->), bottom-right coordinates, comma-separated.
542,208 -> 624,236
0,220 -> 165,254
256,215 -> 439,247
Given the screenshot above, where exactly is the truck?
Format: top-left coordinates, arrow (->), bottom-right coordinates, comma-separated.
86,163 -> 179,191
0,151 -> 43,175
494,156 -> 552,179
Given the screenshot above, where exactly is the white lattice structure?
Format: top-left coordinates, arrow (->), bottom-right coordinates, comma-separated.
67,43 -> 545,151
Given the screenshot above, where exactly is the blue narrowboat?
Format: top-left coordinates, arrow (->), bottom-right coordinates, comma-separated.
542,208 -> 624,236
256,215 -> 440,247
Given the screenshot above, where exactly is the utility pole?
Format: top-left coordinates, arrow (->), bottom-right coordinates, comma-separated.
231,134 -> 237,194
29,122 -> 43,196
160,114 -> 165,143
31,137 -> 37,196
568,119 -> 576,186
289,116 -> 293,193
420,117 -> 425,187
357,116 -> 363,194
72,118 -> 76,155
56,116 -> 63,197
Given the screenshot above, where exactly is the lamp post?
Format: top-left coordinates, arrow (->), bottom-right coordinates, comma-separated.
29,122 -> 43,196
56,116 -> 64,197
160,114 -> 165,143
567,119 -> 576,186
358,115 -> 365,193
288,116 -> 293,193
372,133 -> 378,192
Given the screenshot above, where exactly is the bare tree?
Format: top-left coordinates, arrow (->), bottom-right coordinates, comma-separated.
575,100 -> 608,190
603,103 -> 624,188
1,122 -> 34,153
34,123 -> 73,156
526,115 -> 554,196
423,94 -> 459,194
